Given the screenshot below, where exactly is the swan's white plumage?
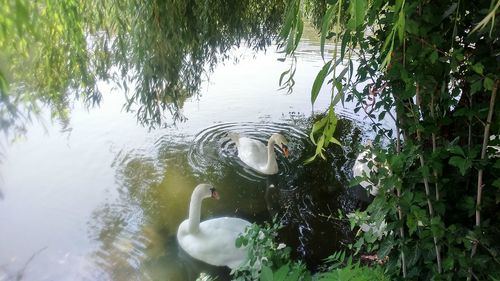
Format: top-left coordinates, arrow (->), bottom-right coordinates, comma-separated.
353,149 -> 379,196
230,133 -> 288,175
177,184 -> 251,269
177,217 -> 250,268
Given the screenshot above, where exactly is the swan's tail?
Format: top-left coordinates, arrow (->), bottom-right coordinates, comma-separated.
227,132 -> 240,146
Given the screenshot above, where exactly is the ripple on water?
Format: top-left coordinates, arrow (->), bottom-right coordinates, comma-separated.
188,122 -> 311,184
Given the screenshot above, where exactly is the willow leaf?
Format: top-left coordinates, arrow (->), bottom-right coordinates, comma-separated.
311,60 -> 332,105
321,6 -> 335,60
347,0 -> 367,30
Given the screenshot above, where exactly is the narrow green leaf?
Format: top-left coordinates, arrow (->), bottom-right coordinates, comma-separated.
311,60 -> 332,105
330,137 -> 341,146
331,82 -> 343,106
347,0 -> 367,30
336,66 -> 349,80
293,17 -> 304,52
321,6 -> 336,60
397,7 -> 405,43
279,1 -> 297,40
441,3 -> 458,20
340,32 -> 350,61
304,154 -> 317,164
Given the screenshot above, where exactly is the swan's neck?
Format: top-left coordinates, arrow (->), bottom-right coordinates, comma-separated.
265,137 -> 277,170
188,192 -> 202,233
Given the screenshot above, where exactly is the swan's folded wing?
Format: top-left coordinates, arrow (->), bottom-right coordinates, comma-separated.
238,138 -> 268,167
178,217 -> 251,269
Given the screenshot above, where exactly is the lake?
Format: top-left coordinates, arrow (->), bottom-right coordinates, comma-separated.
0,38 -> 379,280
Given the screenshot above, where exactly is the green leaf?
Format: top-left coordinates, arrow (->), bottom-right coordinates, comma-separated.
310,116 -> 328,143
449,156 -> 469,176
274,264 -> 290,281
429,50 -> 438,63
293,17 -> 304,52
321,6 -> 335,60
377,239 -> 394,258
471,79 -> 483,94
311,60 -> 332,105
260,266 -> 273,281
484,77 -> 494,91
347,0 -> 367,30
340,32 -> 350,61
448,145 -> 465,157
441,3 -> 458,20
493,178 -> 500,188
397,6 -> 406,43
330,137 -> 341,146
279,1 -> 297,40
471,62 -> 484,75
443,256 -> 455,271
331,82 -> 343,107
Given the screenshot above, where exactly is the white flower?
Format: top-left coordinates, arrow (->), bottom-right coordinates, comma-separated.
258,230 -> 265,240
277,243 -> 286,250
488,145 -> 500,158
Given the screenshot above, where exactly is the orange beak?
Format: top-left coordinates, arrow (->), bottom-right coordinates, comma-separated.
211,190 -> 220,200
282,145 -> 289,158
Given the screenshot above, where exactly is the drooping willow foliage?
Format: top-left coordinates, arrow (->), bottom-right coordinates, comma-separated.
0,0 -> 286,134
279,0 -> 499,279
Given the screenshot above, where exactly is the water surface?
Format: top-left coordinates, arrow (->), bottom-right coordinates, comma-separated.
0,40 -> 374,280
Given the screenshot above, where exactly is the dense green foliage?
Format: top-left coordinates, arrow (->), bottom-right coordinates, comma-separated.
230,221 -> 389,281
232,220 -> 311,281
280,0 -> 500,279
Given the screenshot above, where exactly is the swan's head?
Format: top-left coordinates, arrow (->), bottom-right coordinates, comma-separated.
271,133 -> 289,158
193,184 -> 220,200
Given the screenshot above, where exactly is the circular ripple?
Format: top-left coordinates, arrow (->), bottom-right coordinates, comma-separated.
188,122 -> 311,183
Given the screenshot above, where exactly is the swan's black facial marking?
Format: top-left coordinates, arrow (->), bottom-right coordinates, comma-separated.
210,187 -> 220,200
281,144 -> 289,157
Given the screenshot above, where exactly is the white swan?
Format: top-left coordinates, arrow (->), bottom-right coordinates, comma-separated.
229,133 -> 289,175
353,142 -> 380,196
177,184 -> 251,269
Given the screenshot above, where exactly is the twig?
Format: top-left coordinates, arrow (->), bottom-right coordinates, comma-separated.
430,87 -> 439,200
392,91 -> 406,278
470,80 -> 498,272
415,83 -> 442,273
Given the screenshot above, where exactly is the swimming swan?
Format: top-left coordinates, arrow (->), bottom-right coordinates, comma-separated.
177,184 -> 251,269
353,142 -> 381,196
229,133 -> 289,175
